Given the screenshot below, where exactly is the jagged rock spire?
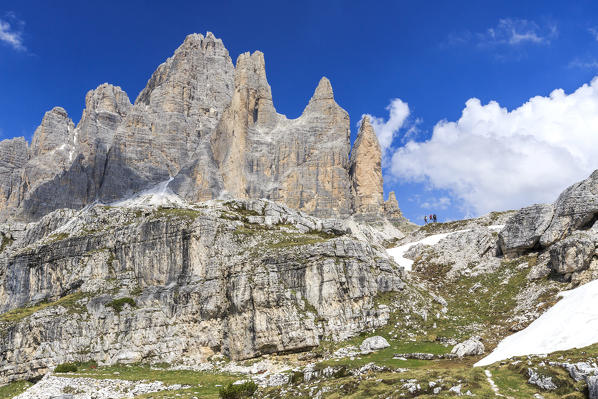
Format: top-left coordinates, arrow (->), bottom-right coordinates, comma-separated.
384,191 -> 403,218
350,116 -> 384,215
30,107 -> 74,157
311,77 -> 334,101
0,33 -> 408,223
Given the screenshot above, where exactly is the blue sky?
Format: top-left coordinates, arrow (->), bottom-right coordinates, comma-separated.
3,1 -> 598,223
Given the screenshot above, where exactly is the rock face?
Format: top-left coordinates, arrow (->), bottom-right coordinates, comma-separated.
588,375 -> 598,399
499,170 -> 598,282
498,204 -> 554,257
350,117 -> 384,216
548,232 -> 595,275
0,197 -> 403,384
0,32 -> 404,223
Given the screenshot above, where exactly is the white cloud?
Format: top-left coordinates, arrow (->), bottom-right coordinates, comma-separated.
446,18 -> 557,50
569,58 -> 598,70
0,13 -> 25,51
589,27 -> 598,42
481,18 -> 557,46
388,77 -> 598,216
420,196 -> 451,211
362,98 -> 410,153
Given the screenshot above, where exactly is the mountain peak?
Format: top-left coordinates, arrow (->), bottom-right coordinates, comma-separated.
311,76 -> 334,101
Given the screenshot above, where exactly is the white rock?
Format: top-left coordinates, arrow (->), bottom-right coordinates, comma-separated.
359,336 -> 390,353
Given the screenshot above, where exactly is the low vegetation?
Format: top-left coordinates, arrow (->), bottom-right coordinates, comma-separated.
219,381 -> 258,399
0,381 -> 33,399
106,297 -> 136,313
56,362 -> 240,399
0,292 -> 86,324
54,363 -> 78,373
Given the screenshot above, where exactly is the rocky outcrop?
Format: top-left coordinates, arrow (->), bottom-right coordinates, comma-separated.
451,337 -> 485,357
0,32 -> 406,224
498,170 -> 598,282
0,198 -> 403,384
384,191 -> 402,219
498,203 -> 554,257
588,375 -> 598,399
359,336 -> 390,352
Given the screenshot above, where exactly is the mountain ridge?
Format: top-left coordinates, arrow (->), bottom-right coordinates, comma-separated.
0,32 -> 407,226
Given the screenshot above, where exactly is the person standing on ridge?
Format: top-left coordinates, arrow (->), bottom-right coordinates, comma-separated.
433,214 -> 437,223
424,215 -> 428,224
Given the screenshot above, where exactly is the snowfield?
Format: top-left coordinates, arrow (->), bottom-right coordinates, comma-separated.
386,225 -> 505,271
111,178 -> 187,208
475,278 -> 598,366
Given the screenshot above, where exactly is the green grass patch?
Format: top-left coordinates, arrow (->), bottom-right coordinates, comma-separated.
0,234 -> 14,252
153,207 -> 202,220
268,231 -> 334,249
0,380 -> 33,398
0,292 -> 86,324
219,381 -> 257,399
62,363 -> 240,399
106,297 -> 136,313
55,363 -> 78,373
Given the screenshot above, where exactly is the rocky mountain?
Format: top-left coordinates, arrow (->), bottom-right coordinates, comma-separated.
5,31 -> 598,399
0,32 -> 406,225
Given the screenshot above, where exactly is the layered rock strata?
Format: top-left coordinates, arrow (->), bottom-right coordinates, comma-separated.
0,198 -> 403,384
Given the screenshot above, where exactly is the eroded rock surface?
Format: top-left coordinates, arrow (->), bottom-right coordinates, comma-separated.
0,32 -> 406,224
0,198 -> 403,384
499,170 -> 598,282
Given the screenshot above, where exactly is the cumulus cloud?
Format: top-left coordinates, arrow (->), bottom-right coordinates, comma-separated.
420,196 -> 451,211
388,77 -> 598,216
362,98 -> 410,153
0,12 -> 26,51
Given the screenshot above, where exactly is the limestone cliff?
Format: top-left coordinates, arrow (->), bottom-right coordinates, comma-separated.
0,198 -> 403,384
350,116 -> 384,216
0,32 -> 406,223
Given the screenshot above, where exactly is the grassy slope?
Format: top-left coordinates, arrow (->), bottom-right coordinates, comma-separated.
56,363 -> 239,399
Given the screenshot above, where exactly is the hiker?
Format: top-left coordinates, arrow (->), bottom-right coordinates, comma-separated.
429,214 -> 433,223
424,215 -> 428,224
433,214 -> 437,223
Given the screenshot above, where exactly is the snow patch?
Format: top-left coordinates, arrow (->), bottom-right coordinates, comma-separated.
386,230 -> 469,271
111,178 -> 187,208
475,279 -> 598,366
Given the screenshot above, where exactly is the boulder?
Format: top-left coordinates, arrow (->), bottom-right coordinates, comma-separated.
528,368 -> 557,390
359,336 -> 390,352
548,231 -> 596,276
451,337 -> 485,357
562,362 -> 598,382
498,203 -> 554,257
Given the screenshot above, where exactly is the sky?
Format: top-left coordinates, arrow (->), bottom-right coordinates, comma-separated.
2,1 -> 598,223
